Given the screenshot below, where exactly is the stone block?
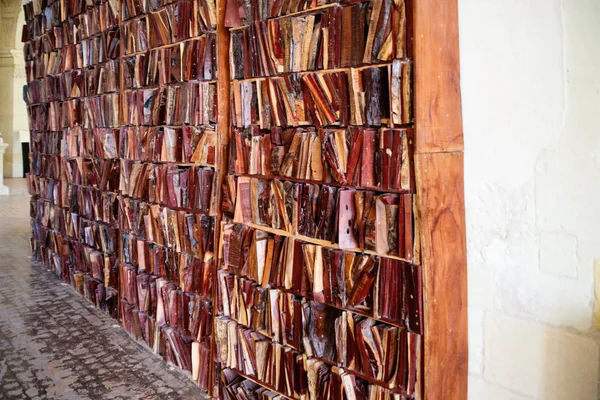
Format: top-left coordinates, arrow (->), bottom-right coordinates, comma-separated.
469,376 -> 532,400
484,313 -> 599,399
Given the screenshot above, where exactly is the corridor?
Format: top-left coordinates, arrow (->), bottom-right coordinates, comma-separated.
0,179 -> 204,399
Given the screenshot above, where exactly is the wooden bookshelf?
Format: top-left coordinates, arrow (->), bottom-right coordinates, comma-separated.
23,0 -> 467,397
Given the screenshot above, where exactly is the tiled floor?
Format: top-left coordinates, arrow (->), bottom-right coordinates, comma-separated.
0,179 -> 205,399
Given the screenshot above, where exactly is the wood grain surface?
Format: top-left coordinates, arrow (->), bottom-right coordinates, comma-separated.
412,0 -> 468,398
413,0 -> 464,153
415,152 -> 468,400
211,0 -> 232,394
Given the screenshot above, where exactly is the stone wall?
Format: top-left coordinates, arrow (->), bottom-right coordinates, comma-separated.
460,0 -> 600,398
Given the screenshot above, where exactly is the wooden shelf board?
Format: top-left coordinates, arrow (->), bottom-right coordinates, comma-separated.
239,222 -> 411,263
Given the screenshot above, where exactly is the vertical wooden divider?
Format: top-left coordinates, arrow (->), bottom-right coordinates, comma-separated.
412,0 -> 468,399
210,0 -> 231,397
412,0 -> 464,153
117,0 -> 125,325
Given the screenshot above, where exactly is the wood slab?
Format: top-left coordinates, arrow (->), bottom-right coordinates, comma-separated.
413,0 -> 464,153
415,151 -> 467,400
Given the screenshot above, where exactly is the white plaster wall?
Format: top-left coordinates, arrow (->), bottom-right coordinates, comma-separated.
459,0 -> 600,399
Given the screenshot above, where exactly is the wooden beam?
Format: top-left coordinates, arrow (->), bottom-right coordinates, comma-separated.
210,0 -> 232,395
413,0 -> 468,399
413,0 -> 464,154
416,152 -> 468,400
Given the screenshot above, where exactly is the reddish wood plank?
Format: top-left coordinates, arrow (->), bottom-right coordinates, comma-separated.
210,0 -> 232,217
415,152 -> 468,400
210,0 -> 232,395
413,0 -> 464,153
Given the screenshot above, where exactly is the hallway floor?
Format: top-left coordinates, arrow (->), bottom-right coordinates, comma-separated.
0,179 -> 204,399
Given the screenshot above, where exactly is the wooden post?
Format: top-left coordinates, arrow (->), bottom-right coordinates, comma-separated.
413,0 -> 468,399
211,0 -> 232,396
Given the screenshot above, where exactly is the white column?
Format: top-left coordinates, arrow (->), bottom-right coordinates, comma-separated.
0,134 -> 9,194
0,3 -> 27,178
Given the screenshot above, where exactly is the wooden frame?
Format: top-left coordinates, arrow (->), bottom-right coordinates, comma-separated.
413,1 -> 468,399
